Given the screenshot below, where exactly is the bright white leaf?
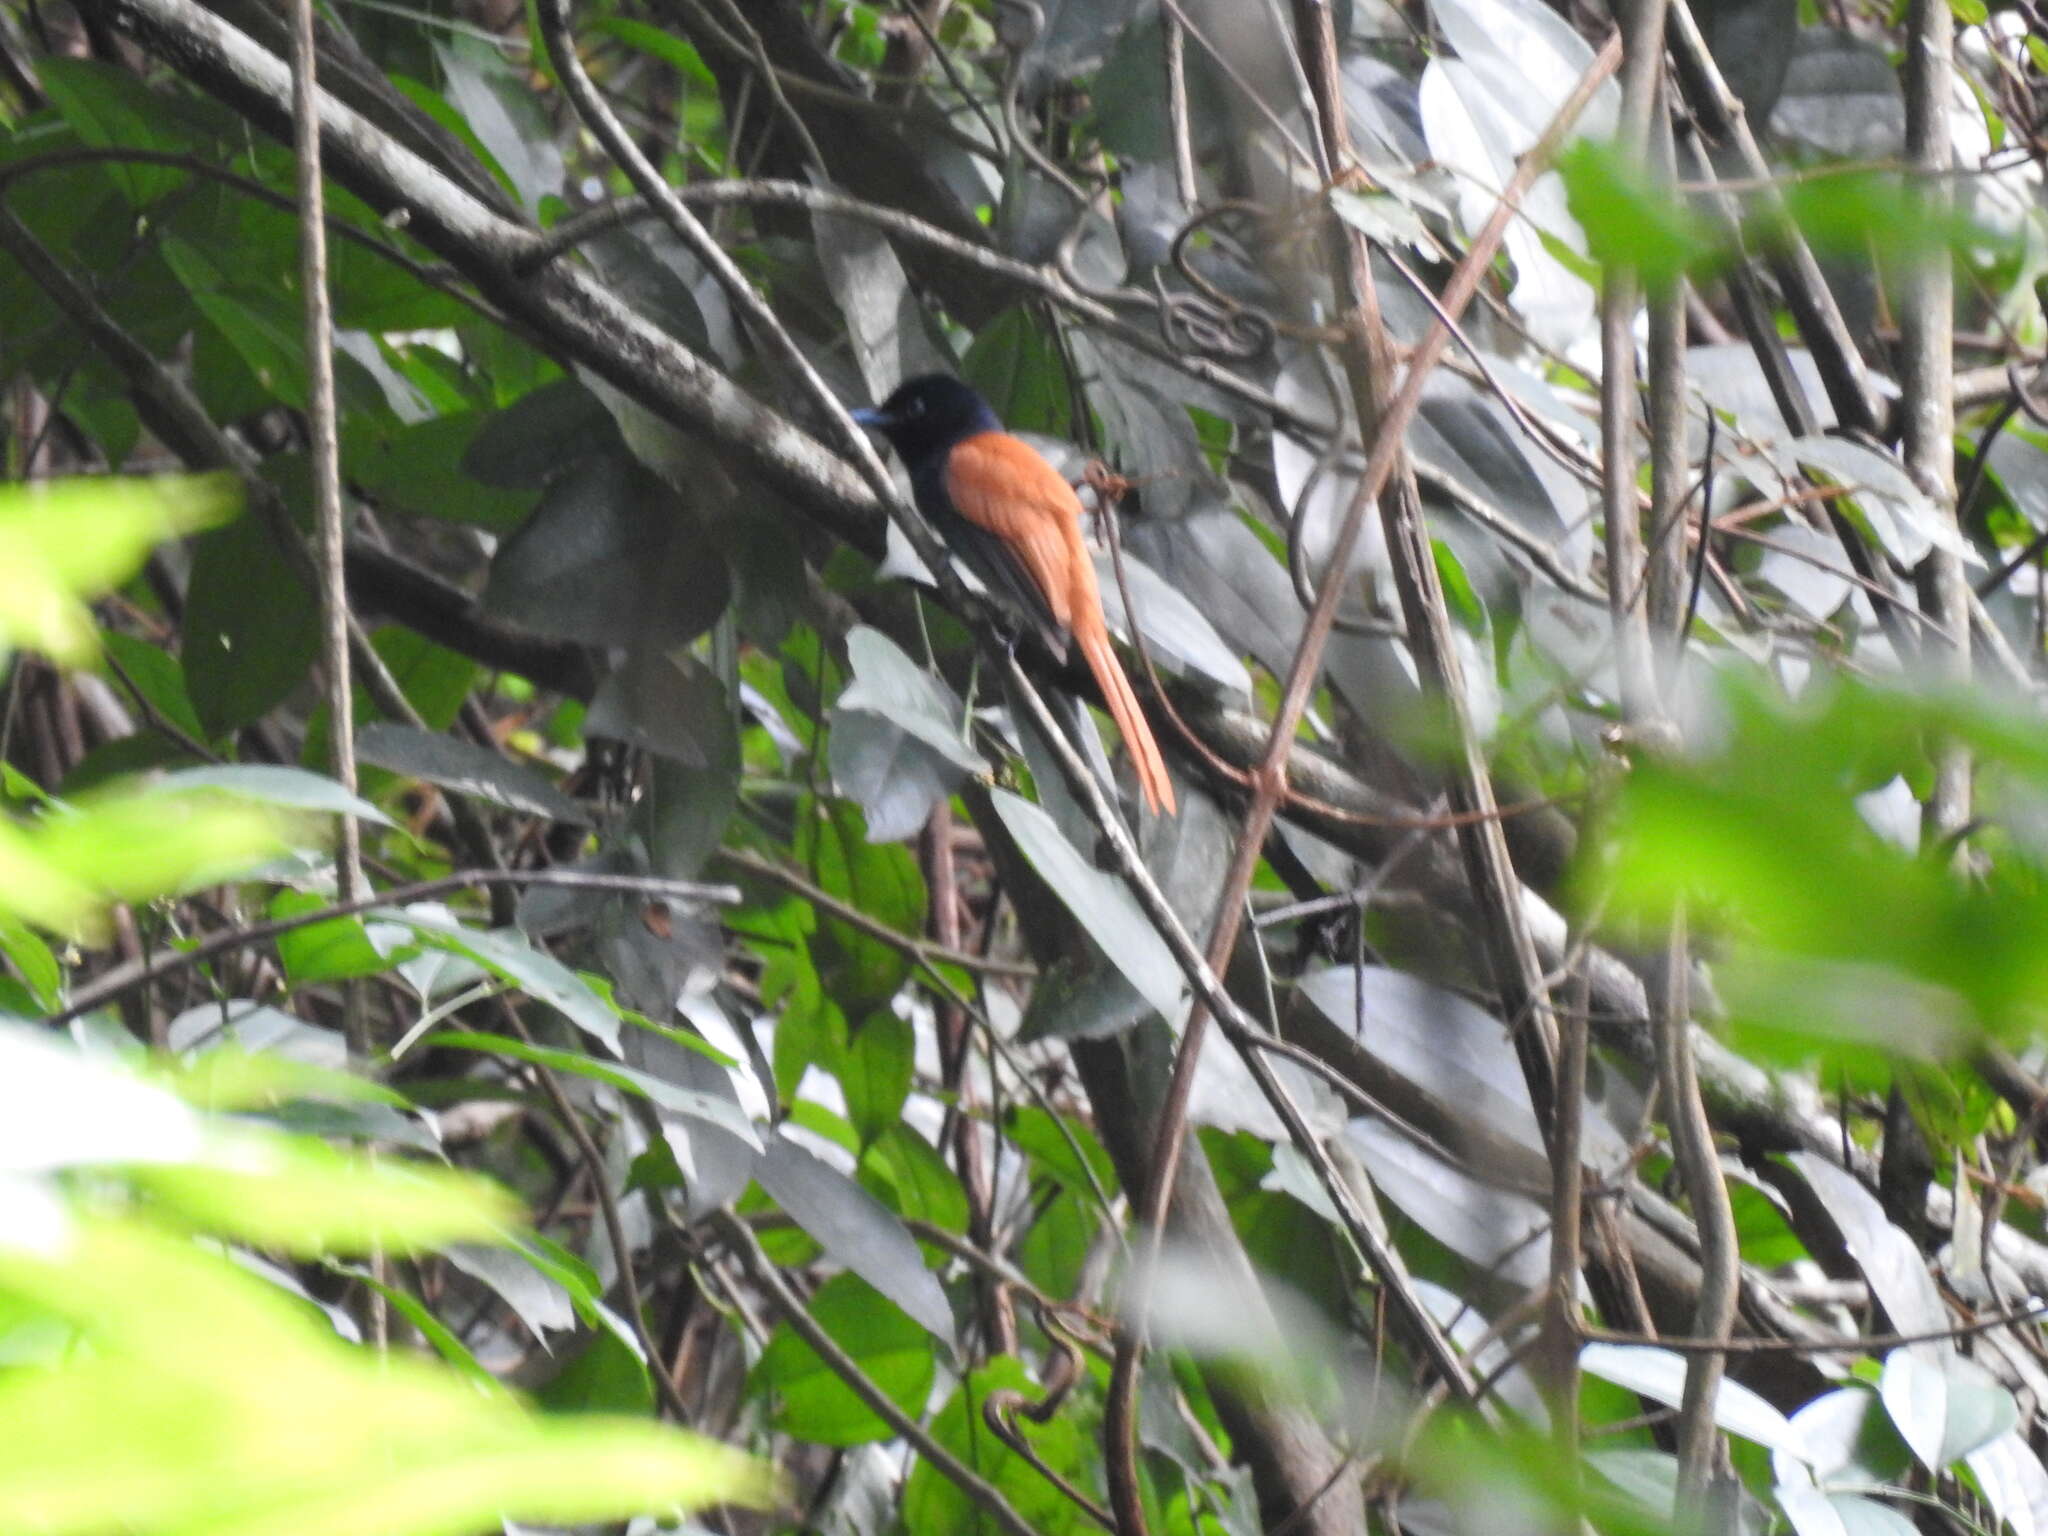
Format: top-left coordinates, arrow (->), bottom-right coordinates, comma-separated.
1579,1342 -> 1808,1458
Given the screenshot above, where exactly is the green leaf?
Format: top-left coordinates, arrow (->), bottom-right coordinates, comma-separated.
356,723 -> 590,824
460,378 -> 620,489
538,1324 -> 656,1416
183,509 -> 318,736
0,915 -> 62,1011
499,1232 -> 644,1372
963,307 -> 1071,438
158,1042 -> 407,1115
443,1241 -> 576,1343
751,1272 -> 935,1445
756,1134 -> 953,1345
796,799 -> 925,1017
859,1123 -> 970,1238
36,58 -> 194,205
388,911 -> 624,1052
0,475 -> 239,666
270,890 -> 411,985
162,235 -> 316,409
365,627 -> 478,732
904,1357 -> 1101,1535
101,631 -> 208,745
150,765 -> 394,827
423,1031 -> 761,1148
990,790 -> 1184,1021
839,1011 -> 914,1147
1595,673 -> 2048,1056
131,1130 -> 521,1253
1017,1186 -> 1096,1298
1432,539 -> 1486,636
484,452 -> 728,650
1556,138 -> 1720,288
1,789 -> 289,940
1006,1106 -> 1116,1197
341,413 -> 534,533
1778,169 -> 2000,265
591,16 -> 718,87
0,1220 -> 771,1536
331,1261 -> 504,1396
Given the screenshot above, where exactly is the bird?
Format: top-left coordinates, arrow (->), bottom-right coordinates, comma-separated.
852,374 -> 1177,817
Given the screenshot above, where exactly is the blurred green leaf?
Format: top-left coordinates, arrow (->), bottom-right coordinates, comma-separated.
0,789 -> 289,940
0,1220 -> 771,1536
152,764 -> 393,826
157,1041 -> 406,1115
1779,169 -> 1997,263
1557,139 -> 1720,288
1594,672 -> 2048,1060
0,475 -> 238,667
0,915 -> 62,1011
131,1130 -> 520,1252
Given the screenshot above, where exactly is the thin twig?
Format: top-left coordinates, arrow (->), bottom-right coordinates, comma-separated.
715,845 -> 1035,980
47,869 -> 739,1027
1901,0 -> 1970,849
284,21 -> 357,928
1577,1291 -> 2048,1355
701,0 -> 827,175
1161,11 -> 1196,208
290,0 -> 377,1347
523,180 -> 1314,432
1543,957 -> 1588,1463
1660,908 -> 1733,1496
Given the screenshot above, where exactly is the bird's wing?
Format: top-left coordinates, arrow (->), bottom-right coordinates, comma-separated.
944,433 -> 1176,815
942,431 -> 1087,632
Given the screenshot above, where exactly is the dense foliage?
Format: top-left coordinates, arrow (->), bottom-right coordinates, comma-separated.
1,0 -> 2046,1532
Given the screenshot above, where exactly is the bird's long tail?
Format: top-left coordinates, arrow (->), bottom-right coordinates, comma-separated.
1074,621 -> 1177,816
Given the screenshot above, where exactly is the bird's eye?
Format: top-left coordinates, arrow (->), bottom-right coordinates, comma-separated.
904,397 -> 926,418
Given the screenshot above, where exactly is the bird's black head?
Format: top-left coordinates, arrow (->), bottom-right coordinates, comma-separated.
852,374 -> 1001,465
